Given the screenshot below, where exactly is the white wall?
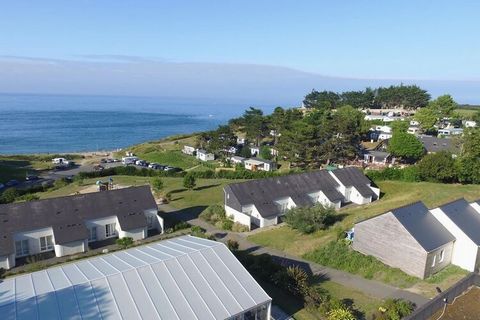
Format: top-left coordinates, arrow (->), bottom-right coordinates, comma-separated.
226,205 -> 251,229
13,227 -> 55,257
85,216 -> 119,241
0,254 -> 15,270
431,208 -> 479,271
144,209 -> 163,233
349,187 -> 372,205
328,171 -> 347,197
119,227 -> 147,241
54,240 -> 87,257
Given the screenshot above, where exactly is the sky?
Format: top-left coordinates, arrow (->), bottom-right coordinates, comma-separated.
1,1 -> 480,104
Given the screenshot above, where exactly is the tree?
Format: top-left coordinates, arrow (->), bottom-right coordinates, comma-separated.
340,88 -> 375,109
390,120 -> 409,133
387,132 -> 424,161
259,146 -> 273,160
206,125 -> 236,156
414,107 -> 437,130
0,187 -> 19,204
151,177 -> 164,193
457,128 -> 480,183
183,173 -> 196,190
243,107 -> 268,146
303,90 -> 341,110
284,205 -> 336,234
417,151 -> 457,182
375,85 -> 430,109
428,94 -> 457,118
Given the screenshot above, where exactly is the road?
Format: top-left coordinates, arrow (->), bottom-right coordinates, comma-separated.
159,203 -> 430,307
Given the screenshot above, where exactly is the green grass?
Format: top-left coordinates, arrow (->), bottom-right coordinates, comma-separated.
139,150 -> 200,169
424,265 -> 469,284
304,240 -> 419,288
457,108 -> 479,117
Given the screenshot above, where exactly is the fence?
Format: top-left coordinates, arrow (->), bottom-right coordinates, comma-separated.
405,272 -> 480,320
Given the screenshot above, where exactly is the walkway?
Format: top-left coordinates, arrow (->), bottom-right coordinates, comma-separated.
159,203 -> 430,307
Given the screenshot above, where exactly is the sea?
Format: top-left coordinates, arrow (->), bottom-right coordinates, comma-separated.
0,94 -> 273,154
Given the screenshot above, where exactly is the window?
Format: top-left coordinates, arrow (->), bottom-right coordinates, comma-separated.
40,235 -> 54,252
88,226 -> 97,242
439,249 -> 445,263
105,223 -> 116,238
432,255 -> 436,267
15,240 -> 29,257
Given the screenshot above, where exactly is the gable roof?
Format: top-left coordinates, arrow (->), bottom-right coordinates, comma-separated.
0,236 -> 271,319
0,186 -> 157,256
331,167 -> 376,198
391,202 -> 455,252
225,169 -> 357,218
417,135 -> 460,154
245,157 -> 275,165
439,199 -> 480,246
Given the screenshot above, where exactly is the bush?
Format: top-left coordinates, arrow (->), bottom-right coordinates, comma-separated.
417,151 -> 457,182
183,173 -> 196,190
152,177 -> 164,192
17,193 -> 40,202
173,221 -> 191,231
199,204 -> 226,223
327,306 -> 356,320
226,239 -> 239,251
284,205 -> 336,234
0,188 -> 20,204
231,222 -> 249,232
372,298 -> 415,320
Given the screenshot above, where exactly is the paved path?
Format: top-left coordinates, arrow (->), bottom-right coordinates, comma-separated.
159,203 -> 430,307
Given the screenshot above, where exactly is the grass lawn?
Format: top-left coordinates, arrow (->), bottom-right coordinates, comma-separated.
457,108 -> 479,118
248,180 -> 480,293
35,175 -> 238,210
0,158 -> 53,182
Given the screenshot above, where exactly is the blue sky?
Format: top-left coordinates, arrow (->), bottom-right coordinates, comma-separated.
1,1 -> 480,103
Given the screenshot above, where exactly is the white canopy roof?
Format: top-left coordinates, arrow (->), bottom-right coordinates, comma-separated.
0,235 -> 271,320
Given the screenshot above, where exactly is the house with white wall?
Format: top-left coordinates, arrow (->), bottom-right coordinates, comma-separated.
196,149 -> 215,161
0,186 -> 163,270
430,199 -> 480,272
224,167 -> 378,230
182,145 -> 196,155
244,157 -> 277,172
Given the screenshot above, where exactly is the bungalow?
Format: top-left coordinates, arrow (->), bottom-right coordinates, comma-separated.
224,167 -> 378,230
244,157 -> 276,172
464,120 -> 477,128
250,146 -> 260,156
369,125 -> 393,141
353,202 -> 455,279
230,155 -> 246,165
430,199 -> 480,272
363,150 -> 395,166
407,126 -> 420,135
438,128 -> 463,136
0,235 -> 272,320
182,145 -> 196,155
196,149 -> 215,161
0,186 -> 163,270
417,135 -> 460,155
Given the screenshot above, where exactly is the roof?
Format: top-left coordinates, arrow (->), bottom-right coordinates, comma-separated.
245,157 -> 274,165
331,167 -> 376,198
0,236 -> 271,319
364,150 -> 390,162
417,135 -> 460,154
197,149 -> 212,155
439,199 -> 480,246
225,169 -> 355,218
392,202 -> 455,252
231,156 -> 245,161
0,186 -> 157,255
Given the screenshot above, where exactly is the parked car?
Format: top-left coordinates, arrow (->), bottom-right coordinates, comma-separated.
100,158 -> 107,164
25,174 -> 39,181
106,158 -> 114,163
0,183 -> 5,190
93,165 -> 105,171
113,158 -> 121,162
148,163 -> 158,169
5,180 -> 19,187
164,166 -> 180,172
135,160 -> 148,166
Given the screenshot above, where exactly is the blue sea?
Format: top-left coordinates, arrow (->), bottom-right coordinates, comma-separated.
0,94 -> 272,154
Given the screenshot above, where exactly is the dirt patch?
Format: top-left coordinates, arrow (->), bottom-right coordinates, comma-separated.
75,184 -> 129,195
430,286 -> 480,320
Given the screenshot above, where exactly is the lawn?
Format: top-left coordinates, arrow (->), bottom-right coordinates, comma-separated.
35,175 -> 238,210
0,158 -> 53,182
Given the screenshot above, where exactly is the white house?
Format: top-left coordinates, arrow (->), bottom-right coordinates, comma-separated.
465,120 -> 477,128
0,186 -> 163,270
196,149 -> 215,161
407,126 -> 421,135
237,136 -> 246,145
224,167 -> 378,230
0,235 -> 272,320
244,157 -> 276,172
438,128 -> 464,136
250,146 -> 260,156
430,199 -> 480,272
230,155 -> 246,165
182,145 -> 196,155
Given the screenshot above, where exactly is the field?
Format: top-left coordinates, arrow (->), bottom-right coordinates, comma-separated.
248,180 -> 480,294
35,175 -> 237,210
0,158 -> 53,182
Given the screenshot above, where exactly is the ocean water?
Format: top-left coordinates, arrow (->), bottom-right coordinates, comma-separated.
0,94 -> 268,154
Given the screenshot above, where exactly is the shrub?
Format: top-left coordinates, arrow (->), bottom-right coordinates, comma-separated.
284,205 -> 336,234
183,173 -> 196,190
417,151 -> 457,182
373,298 -> 415,320
0,187 -> 19,204
17,193 -> 40,202
151,177 -> 164,192
327,306 -> 356,320
231,222 -> 249,232
199,204 -> 226,223
172,221 -> 190,231
116,237 -> 134,248
226,239 -> 239,251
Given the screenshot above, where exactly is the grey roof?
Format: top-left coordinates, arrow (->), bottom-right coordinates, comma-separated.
331,167 -> 376,198
0,186 -> 157,255
225,169 -> 350,218
364,150 -> 390,162
247,157 -> 275,165
392,202 -> 455,252
417,135 -> 460,154
0,235 -> 271,319
439,199 -> 480,246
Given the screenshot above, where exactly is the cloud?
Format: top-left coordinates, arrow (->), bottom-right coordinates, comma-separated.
0,56 -> 478,104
